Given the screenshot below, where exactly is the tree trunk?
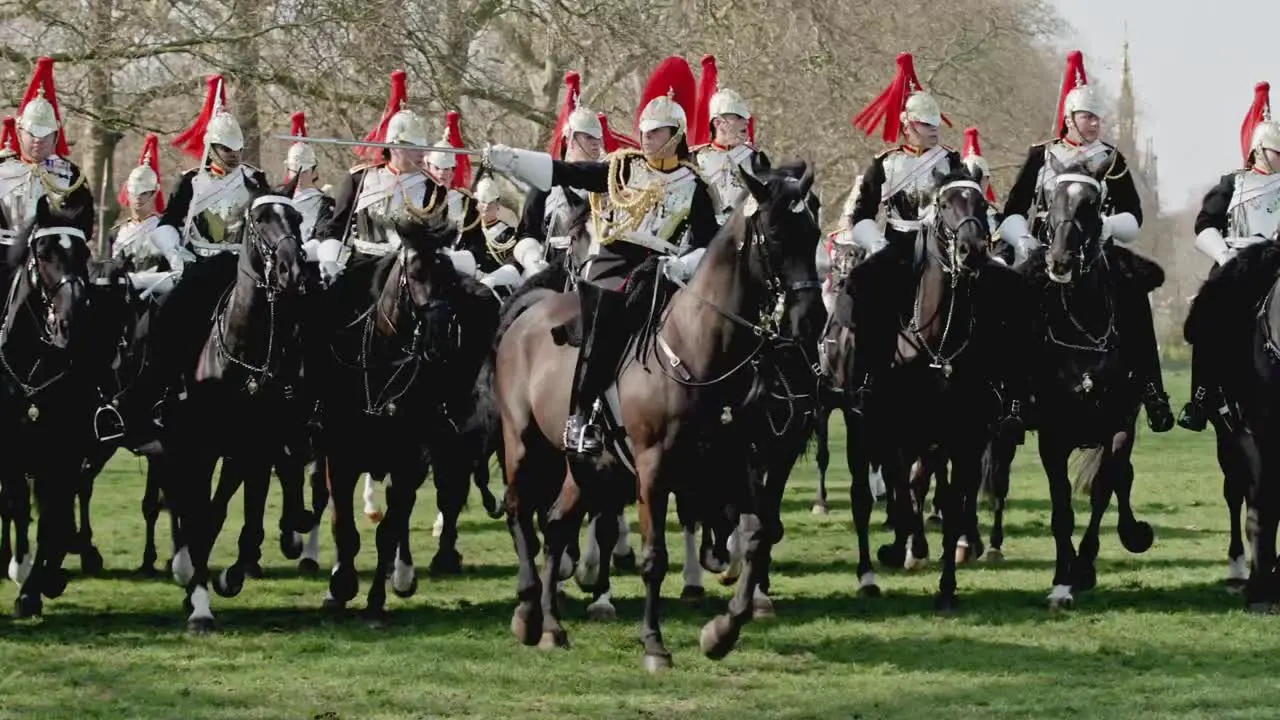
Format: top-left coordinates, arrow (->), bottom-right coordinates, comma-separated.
234,0 -> 263,169
80,0 -> 118,256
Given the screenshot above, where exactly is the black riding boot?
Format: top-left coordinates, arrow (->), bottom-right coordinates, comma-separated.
1121,289 -> 1174,433
848,312 -> 896,418
1178,343 -> 1235,432
564,282 -> 628,456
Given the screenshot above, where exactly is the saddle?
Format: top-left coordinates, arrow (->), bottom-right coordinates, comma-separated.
551,256 -> 673,349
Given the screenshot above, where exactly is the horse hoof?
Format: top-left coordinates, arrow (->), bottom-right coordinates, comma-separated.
753,593 -> 776,619
329,567 -> 359,604
1248,601 -> 1271,615
1048,586 -> 1075,611
298,558 -> 320,575
905,555 -> 929,572
700,614 -> 740,660
1119,521 -> 1155,554
391,575 -> 419,599
188,617 -> 215,635
643,652 -> 674,673
680,585 -> 706,606
811,503 -> 829,516
41,569 -> 68,599
877,544 -> 905,569
933,593 -> 959,614
858,583 -> 882,598
955,545 -> 969,565
135,563 -> 161,579
80,546 -> 105,577
511,604 -> 542,646
321,596 -> 347,614
280,532 -> 304,561
926,513 -> 943,527
365,510 -> 384,525
985,548 -> 1005,563
214,566 -> 245,598
13,594 -> 42,619
613,549 -> 637,573
718,570 -> 740,587
586,601 -> 617,622
244,562 -> 264,580
429,550 -> 463,577
538,628 -> 571,650
1226,579 -> 1247,595
361,606 -> 390,629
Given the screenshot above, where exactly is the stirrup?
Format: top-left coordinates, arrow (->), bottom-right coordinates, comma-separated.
1177,387 -> 1209,432
1142,383 -> 1174,433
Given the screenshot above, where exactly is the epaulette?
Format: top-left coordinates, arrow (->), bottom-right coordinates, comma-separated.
873,146 -> 899,160
1032,138 -> 1057,148
607,148 -> 644,162
348,160 -> 386,173
241,163 -> 262,174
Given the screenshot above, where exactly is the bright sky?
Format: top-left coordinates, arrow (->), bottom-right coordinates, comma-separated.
1053,0 -> 1280,211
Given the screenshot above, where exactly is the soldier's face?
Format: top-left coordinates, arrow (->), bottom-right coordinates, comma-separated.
479,201 -> 499,223
713,114 -> 748,146
642,127 -> 676,157
427,163 -> 454,187
390,148 -> 425,172
129,190 -> 156,215
212,144 -> 241,170
1071,112 -> 1101,143
569,133 -> 603,161
904,121 -> 939,148
20,129 -> 54,161
1261,148 -> 1280,173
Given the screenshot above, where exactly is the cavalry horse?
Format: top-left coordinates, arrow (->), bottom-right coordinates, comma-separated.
309,213 -> 498,619
144,193 -> 311,632
1021,156 -> 1156,610
494,161 -> 819,671
845,165 -> 1024,608
0,218 -> 116,617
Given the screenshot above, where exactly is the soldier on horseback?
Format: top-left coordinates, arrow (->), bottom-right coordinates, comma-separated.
485,55 -> 719,456
163,75 -> 271,257
473,177 -> 527,297
313,73 -> 479,279
844,53 -> 961,258
514,71 -> 606,281
425,111 -> 484,260
691,55 -> 771,227
999,50 -> 1174,433
0,57 -> 93,244
109,134 -> 193,299
281,111 -> 334,247
1180,82 -> 1280,431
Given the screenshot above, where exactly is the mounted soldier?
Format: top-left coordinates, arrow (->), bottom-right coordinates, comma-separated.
163,75 -> 271,257
691,55 -> 771,227
514,71 -> 606,280
473,177 -> 527,298
313,72 -> 478,280
1180,82 -> 1280,431
960,126 -> 1006,262
485,55 -> 719,456
424,110 -> 484,259
844,53 -> 959,258
281,111 -> 334,247
109,134 -> 193,299
0,56 -> 94,247
999,50 -> 1174,433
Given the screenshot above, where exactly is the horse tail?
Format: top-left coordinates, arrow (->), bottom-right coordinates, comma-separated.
1071,446 -> 1105,495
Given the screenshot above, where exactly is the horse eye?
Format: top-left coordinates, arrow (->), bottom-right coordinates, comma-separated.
789,199 -> 806,214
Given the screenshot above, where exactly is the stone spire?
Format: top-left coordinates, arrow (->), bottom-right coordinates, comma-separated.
1116,27 -> 1137,159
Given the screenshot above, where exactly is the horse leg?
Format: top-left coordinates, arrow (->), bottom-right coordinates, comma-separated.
361,472 -> 384,523
170,448 -> 218,632
680,523 -> 705,604
1074,443 -> 1118,597
584,507 -> 620,621
392,470 -> 422,599
1040,432 -> 1077,609
1111,431 -> 1154,556
76,461 -> 104,577
215,460 -> 270,598
3,474 -> 31,586
612,509 -> 636,571
504,432 -> 546,646
538,472 -> 584,650
1218,427 -> 1253,590
636,454 -> 673,672
274,454 -> 308,562
985,438 -> 1015,561
846,409 -> 879,596
138,457 -> 164,577
299,458 -> 330,574
428,453 -> 467,577
1246,439 -> 1280,612
323,455 -> 361,611
905,454 -> 931,570
814,406 -> 831,515
14,477 -> 61,617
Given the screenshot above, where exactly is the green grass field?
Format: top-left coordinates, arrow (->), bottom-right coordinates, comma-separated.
2,370 -> 1278,719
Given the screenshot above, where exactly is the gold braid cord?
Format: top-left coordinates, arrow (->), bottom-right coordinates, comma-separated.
403,182 -> 440,220
37,163 -> 85,210
485,225 -> 518,263
590,150 -> 668,246
457,195 -> 481,233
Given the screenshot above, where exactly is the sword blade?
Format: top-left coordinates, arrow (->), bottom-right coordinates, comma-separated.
270,134 -> 480,156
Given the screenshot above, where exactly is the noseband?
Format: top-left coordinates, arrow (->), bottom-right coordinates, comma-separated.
928,180 -> 987,280
240,195 -> 300,292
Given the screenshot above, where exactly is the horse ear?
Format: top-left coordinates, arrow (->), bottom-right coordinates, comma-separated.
1047,151 -> 1066,177
752,152 -> 772,175
741,166 -> 770,205
799,161 -> 815,198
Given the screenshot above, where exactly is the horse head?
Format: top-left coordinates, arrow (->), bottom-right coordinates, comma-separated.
375,214 -> 458,351
928,163 -> 991,277
12,226 -> 91,350
237,194 -> 307,296
1043,155 -> 1107,284
738,159 -> 820,294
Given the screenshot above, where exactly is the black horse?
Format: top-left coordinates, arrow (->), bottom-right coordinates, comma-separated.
0,221 -> 113,617
1019,157 -> 1156,610
309,213 -> 498,619
140,193 -> 311,632
843,166 -> 1026,609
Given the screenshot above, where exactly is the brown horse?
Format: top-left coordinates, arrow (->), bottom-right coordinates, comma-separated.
494,161 -> 819,671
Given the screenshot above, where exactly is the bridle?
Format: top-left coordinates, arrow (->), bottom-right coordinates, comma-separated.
1042,173 -> 1107,278
0,226 -> 87,419
212,195 -> 301,394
